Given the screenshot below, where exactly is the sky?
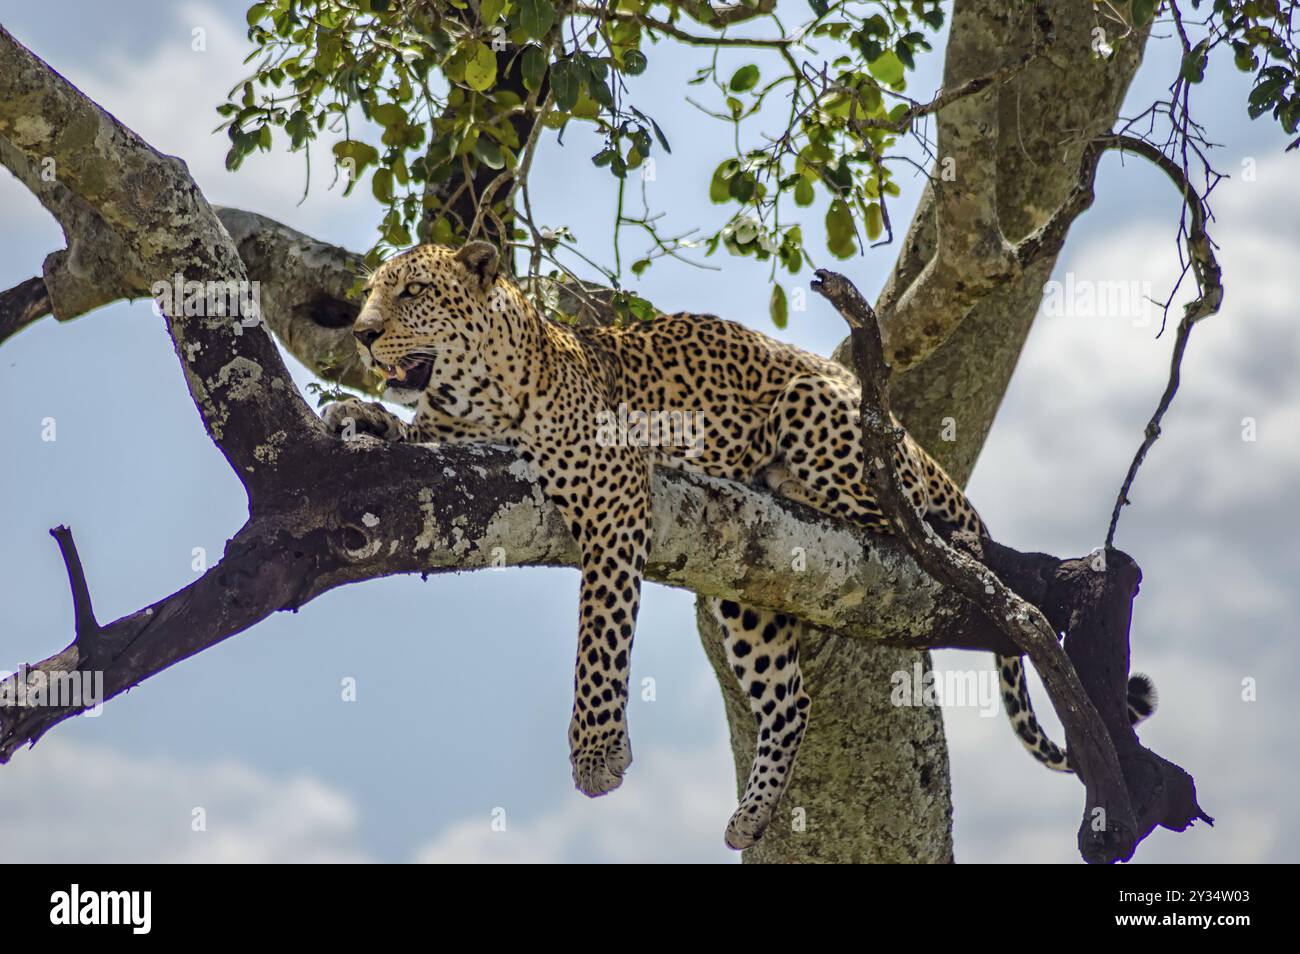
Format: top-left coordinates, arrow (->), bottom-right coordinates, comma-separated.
0,2 -> 1296,864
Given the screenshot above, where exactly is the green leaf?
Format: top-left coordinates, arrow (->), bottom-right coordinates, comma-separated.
521,45 -> 547,92
728,171 -> 756,202
709,160 -> 737,203
475,135 -> 505,169
481,0 -> 507,24
518,0 -> 555,42
1180,40 -> 1209,84
648,116 -> 671,153
730,64 -> 760,93
584,71 -> 614,108
770,283 -> 788,329
1248,76 -> 1286,118
384,219 -> 412,246
825,198 -> 856,259
285,109 -> 310,149
372,166 -> 394,203
551,58 -> 580,111
793,177 -> 814,207
465,42 -> 497,91
1232,41 -> 1258,73
623,50 -> 648,76
864,202 -> 883,241
895,41 -> 914,71
333,139 -> 379,171
868,50 -> 905,86
1131,0 -> 1156,27
372,102 -> 407,128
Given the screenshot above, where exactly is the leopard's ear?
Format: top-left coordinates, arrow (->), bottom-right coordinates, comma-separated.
456,241 -> 500,292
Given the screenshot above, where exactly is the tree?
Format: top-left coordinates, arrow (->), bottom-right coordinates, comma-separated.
1,0 -> 1294,862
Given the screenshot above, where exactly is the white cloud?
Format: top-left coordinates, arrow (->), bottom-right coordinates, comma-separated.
0,735 -> 742,864
941,649 -> 1292,864
0,739 -> 370,863
978,154 -> 1300,547
1,3 -> 363,243
413,743 -> 739,864
946,156 -> 1300,863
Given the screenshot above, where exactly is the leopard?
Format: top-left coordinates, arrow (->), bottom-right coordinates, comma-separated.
322,241 -> 1158,849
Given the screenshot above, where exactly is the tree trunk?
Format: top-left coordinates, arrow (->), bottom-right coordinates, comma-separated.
708,0 -> 1151,863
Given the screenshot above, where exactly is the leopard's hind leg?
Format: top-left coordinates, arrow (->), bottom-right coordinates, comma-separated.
708,597 -> 811,850
709,375 -> 894,849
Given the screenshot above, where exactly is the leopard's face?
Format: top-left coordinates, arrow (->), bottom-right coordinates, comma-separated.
352,242 -> 501,404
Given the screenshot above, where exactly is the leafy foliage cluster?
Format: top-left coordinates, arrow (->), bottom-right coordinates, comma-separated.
218,0 -> 949,320
219,0 -> 1298,326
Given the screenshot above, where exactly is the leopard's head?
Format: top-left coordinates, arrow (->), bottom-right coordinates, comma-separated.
352,241 -> 501,404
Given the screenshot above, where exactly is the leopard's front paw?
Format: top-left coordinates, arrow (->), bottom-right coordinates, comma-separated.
569,719 -> 633,797
321,398 -> 399,441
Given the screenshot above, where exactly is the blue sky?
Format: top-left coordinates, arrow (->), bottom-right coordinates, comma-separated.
0,2 -> 1297,863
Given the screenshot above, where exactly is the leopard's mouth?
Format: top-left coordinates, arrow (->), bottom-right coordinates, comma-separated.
374,355 -> 434,393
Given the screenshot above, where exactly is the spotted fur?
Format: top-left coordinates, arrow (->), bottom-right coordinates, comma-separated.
323,242 -> 1153,846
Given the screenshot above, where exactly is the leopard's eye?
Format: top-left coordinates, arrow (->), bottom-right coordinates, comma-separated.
400,281 -> 427,299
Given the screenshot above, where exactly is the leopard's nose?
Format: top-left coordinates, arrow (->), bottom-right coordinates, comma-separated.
354,327 -> 382,349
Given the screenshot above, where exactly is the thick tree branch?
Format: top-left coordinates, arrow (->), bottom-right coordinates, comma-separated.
0,434 -> 1039,761
874,4 -> 1155,373
0,24 -> 318,482
677,0 -> 776,28
0,275 -> 49,343
0,200 -> 380,398
0,135 -> 149,329
216,208 -> 376,395
578,6 -> 794,47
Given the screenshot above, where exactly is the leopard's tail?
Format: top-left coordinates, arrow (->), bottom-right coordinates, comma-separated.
997,655 -> 1159,773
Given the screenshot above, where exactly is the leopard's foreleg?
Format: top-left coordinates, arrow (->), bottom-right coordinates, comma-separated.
520,433 -> 652,798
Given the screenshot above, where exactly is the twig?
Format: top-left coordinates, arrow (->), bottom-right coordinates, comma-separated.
1099,134 -> 1223,547
576,7 -> 795,48
49,525 -> 100,640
